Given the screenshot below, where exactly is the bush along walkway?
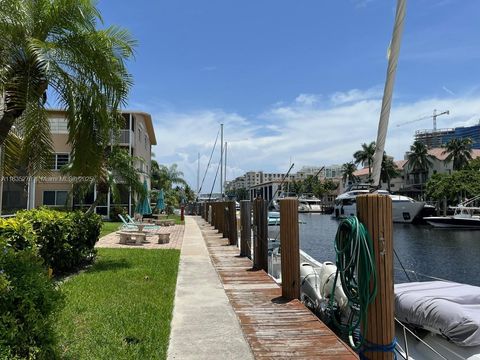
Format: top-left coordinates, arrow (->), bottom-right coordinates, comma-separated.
55,248 -> 180,360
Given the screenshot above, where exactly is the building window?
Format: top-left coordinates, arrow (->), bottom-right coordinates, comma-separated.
51,153 -> 70,170
43,191 -> 68,206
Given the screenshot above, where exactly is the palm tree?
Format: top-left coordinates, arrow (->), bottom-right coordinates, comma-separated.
442,138 -> 473,171
151,162 -> 187,190
0,0 -> 135,175
380,154 -> 400,192
353,142 -> 376,182
407,141 -> 433,184
69,147 -> 146,214
341,162 -> 358,185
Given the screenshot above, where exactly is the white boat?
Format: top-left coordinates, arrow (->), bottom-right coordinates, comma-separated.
333,184 -> 425,223
424,196 -> 480,229
298,193 -> 323,213
268,247 -> 480,360
268,211 -> 280,226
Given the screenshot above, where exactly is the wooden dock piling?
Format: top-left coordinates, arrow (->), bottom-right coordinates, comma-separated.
280,198 -> 300,300
357,194 -> 394,360
240,200 -> 252,258
227,201 -> 237,245
253,198 -> 268,271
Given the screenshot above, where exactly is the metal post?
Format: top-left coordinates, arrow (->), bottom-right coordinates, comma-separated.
220,123 -> 223,199
280,198 -> 300,300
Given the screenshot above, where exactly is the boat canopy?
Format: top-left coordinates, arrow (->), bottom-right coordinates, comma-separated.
395,281 -> 480,347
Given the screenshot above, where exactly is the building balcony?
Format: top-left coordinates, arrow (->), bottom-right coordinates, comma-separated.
110,129 -> 135,147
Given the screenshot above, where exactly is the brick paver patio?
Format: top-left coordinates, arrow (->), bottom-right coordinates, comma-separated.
96,224 -> 184,250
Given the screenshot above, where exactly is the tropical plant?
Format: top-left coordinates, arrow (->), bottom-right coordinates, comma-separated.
151,161 -> 187,190
0,0 -> 135,175
442,138 -> 473,171
380,155 -> 400,192
406,141 -> 433,184
341,162 -> 358,185
69,147 -> 146,214
426,170 -> 480,203
353,142 -> 376,182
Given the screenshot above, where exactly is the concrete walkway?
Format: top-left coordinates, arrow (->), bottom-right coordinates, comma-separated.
167,216 -> 253,360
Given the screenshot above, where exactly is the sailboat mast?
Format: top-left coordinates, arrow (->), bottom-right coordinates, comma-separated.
196,152 -> 200,195
371,0 -> 406,187
220,123 -> 223,199
224,142 -> 228,196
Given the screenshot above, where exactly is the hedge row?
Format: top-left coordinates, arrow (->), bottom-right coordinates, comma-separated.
16,208 -> 102,274
0,208 -> 102,359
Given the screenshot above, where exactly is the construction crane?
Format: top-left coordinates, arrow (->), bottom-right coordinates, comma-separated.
396,109 -> 450,131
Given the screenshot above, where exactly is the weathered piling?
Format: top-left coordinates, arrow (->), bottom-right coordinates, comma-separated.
240,200 -> 252,258
253,198 -> 268,271
227,201 -> 238,245
280,198 -> 300,300
357,194 -> 394,360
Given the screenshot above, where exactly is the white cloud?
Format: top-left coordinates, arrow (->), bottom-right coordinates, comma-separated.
295,94 -> 321,106
148,89 -> 480,192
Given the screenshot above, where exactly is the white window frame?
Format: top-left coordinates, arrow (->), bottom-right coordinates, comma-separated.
52,153 -> 70,170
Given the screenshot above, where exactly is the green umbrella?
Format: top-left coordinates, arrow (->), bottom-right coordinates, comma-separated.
135,180 -> 152,215
156,189 -> 165,212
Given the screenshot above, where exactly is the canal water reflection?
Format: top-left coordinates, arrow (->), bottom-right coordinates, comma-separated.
268,213 -> 480,286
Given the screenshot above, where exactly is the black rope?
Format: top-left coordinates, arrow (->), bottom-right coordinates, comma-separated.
198,128 -> 220,195
393,248 -> 412,282
208,156 -> 221,200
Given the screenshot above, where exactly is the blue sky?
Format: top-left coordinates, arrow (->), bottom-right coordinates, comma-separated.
98,0 -> 480,191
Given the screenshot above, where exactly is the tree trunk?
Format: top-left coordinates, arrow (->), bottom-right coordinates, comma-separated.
0,112 -> 19,146
0,90 -> 26,146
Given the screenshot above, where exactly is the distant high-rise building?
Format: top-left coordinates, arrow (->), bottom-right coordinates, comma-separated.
414,124 -> 480,149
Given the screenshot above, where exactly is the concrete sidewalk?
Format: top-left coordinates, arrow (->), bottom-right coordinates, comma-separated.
167,216 -> 253,360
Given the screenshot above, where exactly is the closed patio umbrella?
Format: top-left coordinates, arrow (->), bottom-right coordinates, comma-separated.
135,180 -> 152,215
156,189 -> 165,212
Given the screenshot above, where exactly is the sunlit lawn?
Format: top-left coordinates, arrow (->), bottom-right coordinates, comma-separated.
100,222 -> 122,238
55,248 -> 180,360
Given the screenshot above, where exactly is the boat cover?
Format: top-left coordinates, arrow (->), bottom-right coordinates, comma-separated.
395,281 -> 480,347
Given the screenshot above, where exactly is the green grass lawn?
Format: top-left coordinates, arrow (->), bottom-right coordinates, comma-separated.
164,213 -> 183,225
100,222 -> 122,237
55,248 -> 180,360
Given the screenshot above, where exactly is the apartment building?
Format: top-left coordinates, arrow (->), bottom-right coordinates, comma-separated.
1,109 -> 156,217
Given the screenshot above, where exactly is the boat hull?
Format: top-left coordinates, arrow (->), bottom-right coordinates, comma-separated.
334,201 -> 424,223
424,216 -> 480,229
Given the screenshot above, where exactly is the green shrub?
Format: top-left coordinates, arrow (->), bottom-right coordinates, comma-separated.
0,217 -> 36,251
16,208 -> 102,275
0,239 -> 62,360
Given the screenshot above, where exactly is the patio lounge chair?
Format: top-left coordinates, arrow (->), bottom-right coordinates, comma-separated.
125,214 -> 159,229
118,214 -> 139,230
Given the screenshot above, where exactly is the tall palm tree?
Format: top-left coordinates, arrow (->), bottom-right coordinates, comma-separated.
353,141 -> 376,182
442,138 -> 473,171
341,162 -> 358,185
380,154 -> 400,192
0,0 -> 135,175
407,141 -> 433,184
69,147 -> 146,214
151,161 -> 187,190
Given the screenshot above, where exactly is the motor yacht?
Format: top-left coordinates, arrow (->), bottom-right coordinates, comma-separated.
333,184 -> 424,223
